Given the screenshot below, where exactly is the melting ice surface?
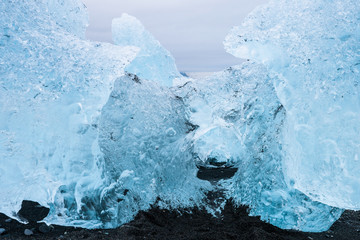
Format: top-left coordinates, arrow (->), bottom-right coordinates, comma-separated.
178,63 -> 342,231
0,0 -> 137,228
98,73 -> 210,227
0,0 -> 208,228
0,0 -> 358,233
225,0 -> 360,210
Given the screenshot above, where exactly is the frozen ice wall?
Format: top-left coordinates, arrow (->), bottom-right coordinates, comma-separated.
0,0 -> 138,227
225,0 -> 360,210
98,73 -> 210,226
179,62 -> 342,231
112,14 -> 182,87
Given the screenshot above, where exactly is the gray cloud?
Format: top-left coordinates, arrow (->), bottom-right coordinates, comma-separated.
82,0 -> 268,72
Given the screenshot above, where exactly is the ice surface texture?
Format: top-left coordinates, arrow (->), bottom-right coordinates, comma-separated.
225,0 -> 360,210
180,63 -> 342,231
112,14 -> 182,87
0,0 -> 210,228
0,0 -> 139,227
99,73 -> 210,226
0,0 -> 352,232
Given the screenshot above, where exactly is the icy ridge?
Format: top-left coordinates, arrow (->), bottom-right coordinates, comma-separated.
112,13 -> 183,87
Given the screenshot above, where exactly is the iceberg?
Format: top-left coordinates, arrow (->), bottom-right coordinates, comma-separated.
112,14 -> 182,87
0,0 -> 209,228
225,0 -> 360,210
179,62 -> 342,231
0,0 -> 354,233
0,0 -> 135,227
98,73 -> 209,226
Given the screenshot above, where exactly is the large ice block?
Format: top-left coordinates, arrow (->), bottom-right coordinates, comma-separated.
179,62 -> 343,231
225,0 -> 360,210
0,0 -> 137,228
0,0 -> 352,232
0,0 -> 210,228
98,73 -> 210,226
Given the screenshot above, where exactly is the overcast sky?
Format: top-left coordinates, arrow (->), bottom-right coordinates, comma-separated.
82,0 -> 268,72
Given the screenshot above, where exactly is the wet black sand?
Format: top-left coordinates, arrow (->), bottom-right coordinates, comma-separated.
1,167 -> 360,240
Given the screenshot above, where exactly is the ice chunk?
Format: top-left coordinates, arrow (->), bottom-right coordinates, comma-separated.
0,0 -> 349,232
176,68 -> 246,168
112,14 -> 182,87
179,62 -> 342,231
0,0 -> 137,227
0,0 -> 209,227
98,73 -> 210,226
225,0 -> 360,210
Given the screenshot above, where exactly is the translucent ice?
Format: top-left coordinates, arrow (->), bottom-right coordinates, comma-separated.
0,0 -> 137,227
98,73 -> 210,226
177,68 -> 246,168
0,0 -> 352,232
0,0 -> 210,228
112,14 -> 182,87
180,62 -> 342,231
225,0 -> 360,210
